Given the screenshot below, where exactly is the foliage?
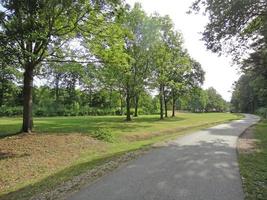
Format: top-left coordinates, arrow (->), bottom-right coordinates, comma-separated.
190,1 -> 267,115
256,107 -> 267,119
231,72 -> 267,113
0,1 -> 231,131
0,0 -> 124,132
189,0 -> 267,58
91,128 -> 114,142
183,87 -> 228,113
0,106 -> 22,117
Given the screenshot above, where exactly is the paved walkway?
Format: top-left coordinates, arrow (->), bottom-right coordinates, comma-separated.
67,114 -> 260,200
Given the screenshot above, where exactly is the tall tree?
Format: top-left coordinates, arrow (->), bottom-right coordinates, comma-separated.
0,0 -> 121,132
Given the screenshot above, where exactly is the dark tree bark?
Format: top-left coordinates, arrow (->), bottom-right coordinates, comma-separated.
163,86 -> 169,118
0,78 -> 3,107
119,90 -> 124,115
0,63 -> 6,107
22,65 -> 34,133
109,87 -> 112,109
163,88 -> 168,118
134,94 -> 139,117
54,73 -> 60,103
159,84 -> 164,120
172,90 -> 176,117
0,86 -> 3,107
89,87 -> 92,107
126,83 -> 131,121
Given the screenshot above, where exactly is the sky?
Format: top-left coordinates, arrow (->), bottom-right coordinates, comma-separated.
126,0 -> 241,101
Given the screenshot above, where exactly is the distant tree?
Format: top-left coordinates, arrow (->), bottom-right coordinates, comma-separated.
205,87 -> 227,112
188,88 -> 208,113
231,72 -> 267,113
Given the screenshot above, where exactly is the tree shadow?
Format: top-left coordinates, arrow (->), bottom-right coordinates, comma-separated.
205,115 -> 259,137
33,115 -> 186,134
0,146 -> 151,200
68,139 -> 244,200
0,151 -> 30,160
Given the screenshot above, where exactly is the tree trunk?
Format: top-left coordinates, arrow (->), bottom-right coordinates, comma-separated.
159,84 -> 164,120
55,73 -> 60,102
0,63 -> 5,107
22,65 -> 34,133
0,81 -> 3,107
126,84 -> 131,121
109,87 -> 112,109
120,91 -> 124,115
172,91 -> 176,117
134,94 -> 139,117
163,87 -> 168,118
89,87 -> 92,107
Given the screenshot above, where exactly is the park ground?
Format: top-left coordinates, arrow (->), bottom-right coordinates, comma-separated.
0,112 -> 242,200
238,120 -> 267,200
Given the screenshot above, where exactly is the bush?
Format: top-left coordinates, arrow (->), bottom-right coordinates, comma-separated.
0,106 -> 23,117
256,107 -> 267,118
91,128 -> 114,142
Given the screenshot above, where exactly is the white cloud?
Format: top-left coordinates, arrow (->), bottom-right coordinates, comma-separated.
126,0 -> 241,101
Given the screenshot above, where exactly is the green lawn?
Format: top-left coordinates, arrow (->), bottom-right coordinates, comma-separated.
239,120 -> 267,200
0,112 -> 242,200
1,113 -> 242,138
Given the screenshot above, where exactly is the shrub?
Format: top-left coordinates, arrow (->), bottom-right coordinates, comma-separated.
256,107 -> 267,118
0,106 -> 23,117
91,128 -> 114,142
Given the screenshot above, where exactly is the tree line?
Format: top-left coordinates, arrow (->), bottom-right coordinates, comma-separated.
0,1 -> 228,133
190,0 -> 267,116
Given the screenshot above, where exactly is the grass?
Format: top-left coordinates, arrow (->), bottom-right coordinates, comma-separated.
0,113 -> 242,138
239,120 -> 267,200
0,112 -> 242,200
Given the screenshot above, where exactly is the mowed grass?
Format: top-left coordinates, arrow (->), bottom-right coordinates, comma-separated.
239,120 -> 267,200
0,113 -> 242,200
0,113 -> 242,138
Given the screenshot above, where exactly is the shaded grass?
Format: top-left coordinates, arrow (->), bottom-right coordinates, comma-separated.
239,120 -> 267,200
0,113 -> 243,200
1,113 -> 241,138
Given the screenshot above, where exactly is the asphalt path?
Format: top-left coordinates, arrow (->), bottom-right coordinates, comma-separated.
67,114 -> 260,200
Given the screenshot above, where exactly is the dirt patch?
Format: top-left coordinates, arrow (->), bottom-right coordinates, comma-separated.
31,148 -> 150,200
0,133 -> 106,194
237,126 -> 259,154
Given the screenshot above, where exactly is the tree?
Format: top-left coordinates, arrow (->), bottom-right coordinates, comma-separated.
205,87 -> 227,112
0,0 -> 122,132
188,88 -> 208,113
190,0 -> 267,54
149,15 -> 174,119
231,71 -> 267,113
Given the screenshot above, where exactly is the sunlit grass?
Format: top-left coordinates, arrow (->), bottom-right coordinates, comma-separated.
0,112 -> 242,200
239,120 -> 267,200
1,113 -> 242,138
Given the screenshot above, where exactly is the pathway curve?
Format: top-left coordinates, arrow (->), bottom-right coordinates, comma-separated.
67,114 -> 260,200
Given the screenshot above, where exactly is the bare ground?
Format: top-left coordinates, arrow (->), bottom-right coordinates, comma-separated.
0,133 -> 106,195
237,126 -> 259,154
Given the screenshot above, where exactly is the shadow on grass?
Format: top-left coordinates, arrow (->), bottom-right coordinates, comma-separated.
0,152 -> 30,161
33,116 -> 186,134
0,115 -> 186,138
0,146 -> 150,200
0,131 -> 21,139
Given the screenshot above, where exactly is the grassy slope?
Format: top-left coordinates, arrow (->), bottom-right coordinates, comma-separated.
0,113 -> 242,200
239,120 -> 267,200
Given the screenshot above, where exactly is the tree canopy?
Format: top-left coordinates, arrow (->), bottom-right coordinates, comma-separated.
0,1 -> 229,132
